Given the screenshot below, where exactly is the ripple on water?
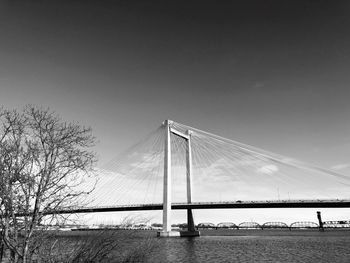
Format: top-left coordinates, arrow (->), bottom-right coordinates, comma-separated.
147,230 -> 350,263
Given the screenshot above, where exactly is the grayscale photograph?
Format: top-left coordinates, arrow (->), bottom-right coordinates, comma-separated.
0,0 -> 349,262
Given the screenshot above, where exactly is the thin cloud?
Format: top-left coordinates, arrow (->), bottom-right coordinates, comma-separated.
257,164 -> 279,175
331,163 -> 349,170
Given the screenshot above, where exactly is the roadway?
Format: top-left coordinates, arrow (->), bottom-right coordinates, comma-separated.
47,199 -> 350,215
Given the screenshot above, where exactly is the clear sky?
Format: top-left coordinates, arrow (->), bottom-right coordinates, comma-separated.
1,0 -> 350,224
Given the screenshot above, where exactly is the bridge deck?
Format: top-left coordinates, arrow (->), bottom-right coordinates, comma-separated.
47,200 -> 350,215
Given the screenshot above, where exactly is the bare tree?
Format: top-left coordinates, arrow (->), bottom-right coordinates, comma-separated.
0,105 -> 96,263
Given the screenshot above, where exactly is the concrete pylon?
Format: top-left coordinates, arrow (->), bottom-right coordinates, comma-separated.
157,121 -> 199,237
158,120 -> 179,237
185,130 -> 199,236
186,130 -> 194,231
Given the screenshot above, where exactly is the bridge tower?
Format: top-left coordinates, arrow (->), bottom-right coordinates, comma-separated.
157,120 -> 200,237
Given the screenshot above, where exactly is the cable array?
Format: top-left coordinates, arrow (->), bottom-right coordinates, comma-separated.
173,121 -> 350,202
87,126 -> 165,206
86,121 -> 350,207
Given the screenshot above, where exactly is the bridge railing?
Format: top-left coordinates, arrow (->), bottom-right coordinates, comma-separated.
84,198 -> 350,209
16,199 -> 350,216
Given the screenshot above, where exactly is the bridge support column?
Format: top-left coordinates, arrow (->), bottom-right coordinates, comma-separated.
183,130 -> 200,237
158,121 -> 199,237
317,211 -> 324,231
158,120 -> 180,237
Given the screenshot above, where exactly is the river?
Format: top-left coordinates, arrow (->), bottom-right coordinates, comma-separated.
105,229 -> 350,262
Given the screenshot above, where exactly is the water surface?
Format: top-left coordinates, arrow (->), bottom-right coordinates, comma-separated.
116,229 -> 350,262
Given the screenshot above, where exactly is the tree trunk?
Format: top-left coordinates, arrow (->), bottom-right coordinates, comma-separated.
0,240 -> 4,262
22,235 -> 32,263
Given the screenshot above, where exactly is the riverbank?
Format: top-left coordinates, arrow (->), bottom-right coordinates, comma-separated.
199,228 -> 350,236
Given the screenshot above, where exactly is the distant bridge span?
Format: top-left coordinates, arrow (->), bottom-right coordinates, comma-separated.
48,199 -> 350,215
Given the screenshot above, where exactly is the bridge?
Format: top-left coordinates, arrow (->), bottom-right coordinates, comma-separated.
54,200 -> 350,214
56,120 -> 350,237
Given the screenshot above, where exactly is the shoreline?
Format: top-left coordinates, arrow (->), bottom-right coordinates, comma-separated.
55,228 -> 350,238
199,228 -> 350,236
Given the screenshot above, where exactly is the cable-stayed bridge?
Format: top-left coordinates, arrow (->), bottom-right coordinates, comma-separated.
65,120 -> 350,236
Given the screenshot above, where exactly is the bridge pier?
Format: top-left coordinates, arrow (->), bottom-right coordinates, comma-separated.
185,130 -> 200,237
317,211 -> 324,231
183,208 -> 200,236
157,120 -> 200,237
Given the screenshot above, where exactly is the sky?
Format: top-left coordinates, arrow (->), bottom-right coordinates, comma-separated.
1,0 -> 350,224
